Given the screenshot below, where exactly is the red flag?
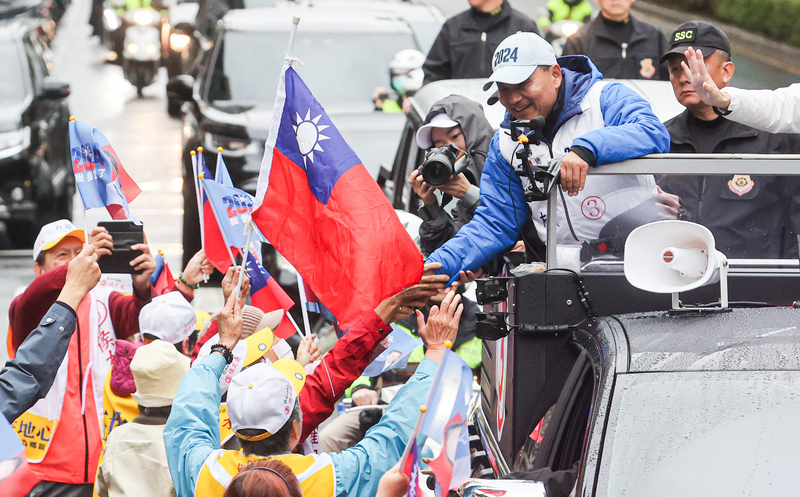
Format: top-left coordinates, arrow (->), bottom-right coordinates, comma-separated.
245,251 -> 296,339
203,195 -> 234,273
252,65 -> 422,330
153,261 -> 175,295
402,437 -> 422,497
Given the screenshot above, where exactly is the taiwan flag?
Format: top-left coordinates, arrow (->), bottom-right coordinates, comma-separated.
149,251 -> 175,295
195,152 -> 234,273
252,65 -> 422,330
244,251 -> 295,338
419,348 -> 473,491
68,119 -> 141,222
402,437 -> 422,497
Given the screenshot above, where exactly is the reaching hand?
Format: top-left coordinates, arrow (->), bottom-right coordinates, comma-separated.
682,47 -> 731,110
58,244 -> 101,311
560,151 -> 589,197
221,265 -> 250,302
351,388 -> 379,407
375,262 -> 450,324
182,249 -> 213,287
417,290 -> 463,363
217,290 -> 243,350
653,186 -> 681,220
408,169 -> 437,205
296,335 -> 321,366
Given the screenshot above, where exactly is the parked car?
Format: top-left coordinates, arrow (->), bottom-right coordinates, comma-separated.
0,17 -> 71,247
166,0 -> 444,116
171,6 -> 422,267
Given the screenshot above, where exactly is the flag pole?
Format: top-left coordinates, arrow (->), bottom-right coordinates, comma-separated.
285,312 -> 305,338
399,404 -> 427,470
198,175 -> 238,267
296,272 -> 312,338
398,340 -> 454,468
191,150 -> 209,284
285,16 -> 301,61
233,216 -> 255,300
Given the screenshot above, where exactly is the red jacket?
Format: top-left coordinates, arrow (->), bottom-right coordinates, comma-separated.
192,311 -> 392,442
8,264 -> 151,484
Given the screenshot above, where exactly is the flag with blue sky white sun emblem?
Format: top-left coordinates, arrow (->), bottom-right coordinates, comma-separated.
253,65 -> 422,330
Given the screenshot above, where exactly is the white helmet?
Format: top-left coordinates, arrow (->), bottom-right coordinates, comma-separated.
389,49 -> 426,74
395,209 -> 423,248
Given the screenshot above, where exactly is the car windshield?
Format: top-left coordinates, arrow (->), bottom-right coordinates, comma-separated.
595,371 -> 800,496
0,44 -> 28,105
205,29 -> 416,112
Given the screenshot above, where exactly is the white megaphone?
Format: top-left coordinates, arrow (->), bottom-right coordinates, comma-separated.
624,220 -> 728,309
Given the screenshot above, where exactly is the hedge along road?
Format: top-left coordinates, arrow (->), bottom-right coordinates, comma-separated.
634,1 -> 800,89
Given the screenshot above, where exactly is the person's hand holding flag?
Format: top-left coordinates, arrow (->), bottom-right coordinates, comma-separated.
221,264 -> 250,303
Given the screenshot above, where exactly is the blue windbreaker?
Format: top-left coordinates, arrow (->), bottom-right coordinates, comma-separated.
427,56 -> 670,279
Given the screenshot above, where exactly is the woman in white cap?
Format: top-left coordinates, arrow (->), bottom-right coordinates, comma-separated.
408,95 -> 494,257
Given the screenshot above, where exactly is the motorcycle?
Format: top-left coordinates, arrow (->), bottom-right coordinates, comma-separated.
543,19 -> 582,57
121,7 -> 163,97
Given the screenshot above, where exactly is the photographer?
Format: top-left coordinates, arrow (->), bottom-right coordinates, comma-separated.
409,95 -> 494,257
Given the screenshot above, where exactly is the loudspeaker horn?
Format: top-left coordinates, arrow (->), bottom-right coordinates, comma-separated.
624,220 -> 728,301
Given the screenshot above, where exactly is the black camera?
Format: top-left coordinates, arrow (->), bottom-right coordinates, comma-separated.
417,143 -> 462,187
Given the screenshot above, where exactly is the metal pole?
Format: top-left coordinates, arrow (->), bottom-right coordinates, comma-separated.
546,187 -> 558,269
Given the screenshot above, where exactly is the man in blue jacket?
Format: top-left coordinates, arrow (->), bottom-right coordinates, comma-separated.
427,31 -> 671,280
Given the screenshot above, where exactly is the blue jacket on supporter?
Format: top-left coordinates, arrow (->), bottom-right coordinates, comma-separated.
427,56 -> 670,280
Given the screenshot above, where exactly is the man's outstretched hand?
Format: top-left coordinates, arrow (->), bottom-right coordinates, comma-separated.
682,47 -> 731,110
375,262 -> 450,324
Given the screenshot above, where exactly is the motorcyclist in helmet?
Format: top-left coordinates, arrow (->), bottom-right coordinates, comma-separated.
539,0 -> 592,29
373,49 -> 425,114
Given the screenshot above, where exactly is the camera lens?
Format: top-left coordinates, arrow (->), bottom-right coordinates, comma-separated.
421,157 -> 452,187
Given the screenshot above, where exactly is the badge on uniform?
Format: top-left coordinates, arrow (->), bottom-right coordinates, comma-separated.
639,58 -> 656,79
728,175 -> 755,196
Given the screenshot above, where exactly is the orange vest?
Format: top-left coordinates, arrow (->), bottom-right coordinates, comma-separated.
12,289 -> 116,484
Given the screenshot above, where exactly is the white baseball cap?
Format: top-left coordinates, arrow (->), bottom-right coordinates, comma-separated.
139,292 -> 197,344
415,113 -> 460,149
483,32 -> 557,91
227,359 -> 306,438
33,219 -> 85,262
130,340 -> 190,407
196,326 -> 276,393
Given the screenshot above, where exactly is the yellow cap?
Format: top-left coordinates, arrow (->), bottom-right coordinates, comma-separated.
69,116 -> 76,121
271,358 -> 306,395
217,147 -> 223,152
190,150 -> 196,155
197,146 -> 204,153
243,327 -> 275,367
444,341 -> 453,349
420,405 -> 428,412
199,173 -> 205,179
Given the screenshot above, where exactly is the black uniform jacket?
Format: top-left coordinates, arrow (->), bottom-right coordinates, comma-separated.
422,1 -> 538,84
658,110 -> 800,259
562,14 -> 668,80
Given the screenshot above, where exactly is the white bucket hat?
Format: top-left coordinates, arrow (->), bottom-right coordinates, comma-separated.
227,359 -> 306,439
130,340 -> 190,407
139,292 -> 197,344
415,113 -> 460,150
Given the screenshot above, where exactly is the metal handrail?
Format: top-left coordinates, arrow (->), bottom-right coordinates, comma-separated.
591,154 -> 800,175
545,154 -> 800,268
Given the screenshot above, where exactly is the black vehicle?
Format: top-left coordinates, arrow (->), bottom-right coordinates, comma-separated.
0,18 -> 71,247
458,156 -> 800,496
170,7 -> 419,268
